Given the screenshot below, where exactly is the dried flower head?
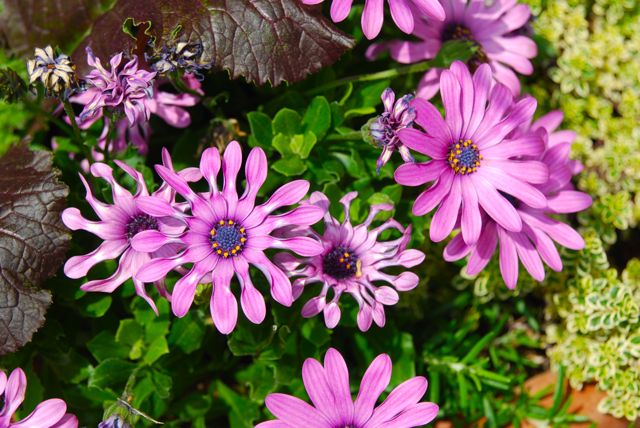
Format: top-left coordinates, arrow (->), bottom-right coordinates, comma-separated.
26,46 -> 76,97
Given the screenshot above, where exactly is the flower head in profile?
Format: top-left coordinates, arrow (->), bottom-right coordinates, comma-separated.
78,47 -> 156,126
26,46 -> 76,97
301,0 -> 445,39
369,88 -> 416,173
133,141 -> 325,333
71,73 -> 202,159
276,191 -> 424,331
62,153 -> 193,313
256,348 -> 439,428
394,61 -> 548,246
0,368 -> 78,428
367,0 -> 536,98
444,111 -> 592,288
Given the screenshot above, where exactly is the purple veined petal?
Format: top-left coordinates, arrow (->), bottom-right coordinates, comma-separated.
411,0 -> 445,20
411,98 -> 452,141
470,173 -> 522,232
498,227 -> 519,289
339,191 -> 358,223
323,348 -> 355,423
130,229 -> 175,253
372,302 -> 387,327
233,256 -> 266,324
532,110 -> 563,133
449,61 -> 474,138
525,225 -> 562,272
490,61 -> 521,97
113,160 -> 148,197
430,177 -> 462,242
387,271 -> 420,291
50,413 -> 79,428
362,0 -> 385,39
440,68 -> 463,140
357,305 -> 374,331
549,130 -> 577,147
136,195 -> 179,218
236,147 -> 268,220
211,259 -> 238,334
259,205 -> 326,232
172,257 -> 216,317
389,0 -> 414,34
259,180 -> 311,216
61,208 -> 123,241
364,376 -> 428,427
374,286 -> 400,305
264,393 -> 331,428
484,159 -> 549,184
511,230 -> 545,281
244,248 -> 293,306
466,221 -> 499,275
475,96 -> 537,150
302,358 -> 341,424
330,0 -> 354,22
200,147 -> 221,192
64,239 -> 128,279
480,166 -> 547,209
397,128 -> 448,160
80,247 -> 135,293
270,237 -> 325,257
1,368 -> 27,423
10,398 -> 67,428
302,295 -> 327,317
133,277 -> 159,316
0,370 -> 6,395
90,163 -> 138,216
394,249 -> 425,268
362,203 -> 394,229
324,301 -> 342,328
376,402 -> 440,428
518,211 -> 585,250
546,190 -> 592,214
381,87 -> 396,111
135,250 -> 196,282
443,234 -> 471,262
155,164 -> 198,202
460,181 -> 481,245
412,169 -> 454,216
353,353 -> 392,426
394,161 -> 447,186
482,133 -> 545,159
501,3 -> 532,32
255,421 -> 291,428
78,174 -> 122,222
222,140 -> 242,215
465,63 -> 492,138
472,83 -> 513,135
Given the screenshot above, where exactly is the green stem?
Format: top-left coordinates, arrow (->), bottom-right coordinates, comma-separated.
305,61 -> 433,95
325,131 -> 363,142
62,99 -> 82,142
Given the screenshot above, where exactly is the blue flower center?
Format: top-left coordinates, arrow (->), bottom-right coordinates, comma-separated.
448,139 -> 482,175
126,214 -> 158,239
210,219 -> 246,258
323,246 -> 360,280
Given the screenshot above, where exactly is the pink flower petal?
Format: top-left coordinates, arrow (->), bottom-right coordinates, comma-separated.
362,0 -> 385,39
353,354 -> 392,425
211,260 -> 238,334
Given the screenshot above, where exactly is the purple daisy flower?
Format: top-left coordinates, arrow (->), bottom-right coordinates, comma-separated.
62,152 -> 196,313
370,88 -> 416,173
256,347 -> 439,428
394,61 -> 548,246
367,0 -> 537,99
0,368 -> 78,428
301,0 -> 445,40
443,111 -> 592,288
78,48 -> 156,126
275,191 -> 425,331
133,141 -> 326,334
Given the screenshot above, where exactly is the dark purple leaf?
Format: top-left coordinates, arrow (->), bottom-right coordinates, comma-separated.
0,144 -> 69,355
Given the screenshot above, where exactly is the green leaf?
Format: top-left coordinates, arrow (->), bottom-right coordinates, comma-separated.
290,131 -> 317,159
272,156 -> 307,177
77,294 -> 113,318
247,111 -> 273,149
168,315 -> 205,354
216,381 -> 260,428
272,108 -> 302,136
0,144 -> 69,355
143,336 -> 169,365
89,358 -> 136,388
236,361 -> 277,402
87,331 -> 130,362
116,319 -> 144,347
302,96 -> 332,138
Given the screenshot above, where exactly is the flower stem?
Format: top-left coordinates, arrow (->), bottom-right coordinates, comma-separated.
62,99 -> 82,142
305,61 -> 433,95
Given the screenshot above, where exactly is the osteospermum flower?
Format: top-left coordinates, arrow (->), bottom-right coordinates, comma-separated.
149,42 -> 211,80
0,368 -> 78,428
444,111 -> 592,288
78,47 -> 156,126
62,154 -> 194,313
394,61 -> 548,246
369,88 -> 416,173
256,348 -> 439,428
26,46 -> 76,97
133,141 -> 325,333
367,0 -> 536,98
301,0 -> 445,39
275,191 -> 425,331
